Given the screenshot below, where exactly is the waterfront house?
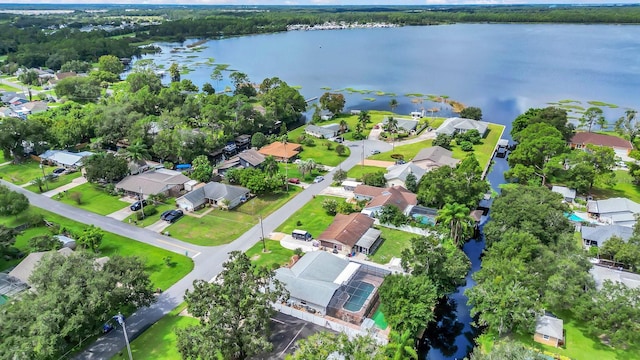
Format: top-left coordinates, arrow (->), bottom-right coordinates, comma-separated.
435,117 -> 489,137
305,124 -> 340,139
258,142 -> 301,162
570,132 -> 633,160
587,197 -> 640,227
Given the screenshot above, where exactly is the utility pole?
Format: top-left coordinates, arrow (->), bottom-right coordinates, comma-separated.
139,187 -> 145,217
113,313 -> 133,360
361,139 -> 365,168
260,215 -> 266,252
39,163 -> 49,191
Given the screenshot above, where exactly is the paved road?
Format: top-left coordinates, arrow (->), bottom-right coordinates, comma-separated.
4,139 -> 393,359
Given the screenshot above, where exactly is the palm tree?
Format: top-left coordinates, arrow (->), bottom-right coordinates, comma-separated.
263,155 -> 279,177
358,110 -> 371,125
615,109 -> 638,143
32,177 -> 47,193
385,330 -> 418,360
436,203 -> 473,247
123,140 -> 150,162
384,116 -> 399,150
339,119 -> 348,135
389,98 -> 398,112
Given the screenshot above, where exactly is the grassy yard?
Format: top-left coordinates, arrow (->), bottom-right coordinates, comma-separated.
278,162 -> 327,182
368,226 -> 414,264
0,160 -> 56,185
347,165 -> 388,180
0,208 -> 193,289
167,188 -> 301,246
56,183 -> 129,215
24,171 -> 82,193
592,170 -> 640,203
126,303 -> 198,360
368,123 -> 504,170
245,239 -> 296,269
276,195 -> 338,238
0,83 -> 20,92
124,199 -> 177,227
513,310 -> 640,360
295,140 -> 350,167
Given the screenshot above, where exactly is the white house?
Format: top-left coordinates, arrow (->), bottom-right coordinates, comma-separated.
176,182 -> 249,211
435,117 -> 489,137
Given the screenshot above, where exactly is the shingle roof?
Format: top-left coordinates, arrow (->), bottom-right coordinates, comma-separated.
8,248 -> 72,286
179,182 -> 249,208
258,142 -> 301,160
436,117 -> 489,136
587,198 -> 640,215
353,184 -> 386,198
385,162 -> 426,183
551,186 -> 576,200
581,225 -> 633,246
536,315 -> 564,340
237,149 -> 265,167
364,186 -> 417,212
318,213 -> 375,248
275,252 -> 349,308
571,132 -> 633,150
382,117 -> 419,132
116,169 -> 191,195
39,150 -> 93,167
412,146 -> 459,168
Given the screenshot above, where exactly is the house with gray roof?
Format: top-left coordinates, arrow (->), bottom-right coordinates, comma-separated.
39,150 -> 94,169
275,251 -> 363,315
8,248 -> 73,287
115,168 -> 191,197
435,117 -> 489,137
587,197 -> 640,227
176,182 -> 249,211
581,224 -> 633,248
384,162 -> 426,188
216,149 -> 265,176
382,116 -> 419,133
305,124 -> 340,139
534,315 -> 564,348
412,146 -> 459,171
552,186 -> 577,203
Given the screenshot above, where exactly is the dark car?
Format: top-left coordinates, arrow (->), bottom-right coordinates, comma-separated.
130,200 -> 148,211
52,168 -> 66,176
160,210 -> 173,221
164,210 -> 184,223
103,323 -> 114,334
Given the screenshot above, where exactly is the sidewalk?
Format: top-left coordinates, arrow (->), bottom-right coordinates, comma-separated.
42,176 -> 87,198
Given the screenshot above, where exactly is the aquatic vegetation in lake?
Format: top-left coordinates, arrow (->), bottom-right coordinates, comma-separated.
364,97 -> 376,102
404,93 -> 424,97
559,99 -> 581,104
375,91 -> 386,96
320,86 -> 331,90
588,100 -> 618,108
292,85 -> 302,90
559,104 -> 585,111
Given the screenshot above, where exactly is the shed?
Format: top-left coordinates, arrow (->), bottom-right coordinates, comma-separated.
292,229 -> 312,241
534,315 -> 565,347
552,186 -> 577,203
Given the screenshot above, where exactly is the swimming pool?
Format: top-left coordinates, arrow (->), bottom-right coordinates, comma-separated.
412,214 -> 435,225
343,281 -> 374,312
566,213 -> 586,222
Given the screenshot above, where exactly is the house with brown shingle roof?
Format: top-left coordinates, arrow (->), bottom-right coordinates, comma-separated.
353,184 -> 418,216
258,142 -> 301,162
216,149 -> 266,176
570,132 -> 633,159
317,213 -> 382,255
412,146 -> 460,171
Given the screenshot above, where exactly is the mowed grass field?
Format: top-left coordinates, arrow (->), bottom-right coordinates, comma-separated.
57,183 -> 129,215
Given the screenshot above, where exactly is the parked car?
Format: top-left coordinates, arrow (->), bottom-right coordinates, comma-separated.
160,210 -> 173,221
288,178 -> 300,184
371,150 -> 381,155
395,159 -> 406,165
164,210 -> 184,223
313,176 -> 324,183
102,323 -> 114,334
52,168 -> 66,176
130,200 -> 148,211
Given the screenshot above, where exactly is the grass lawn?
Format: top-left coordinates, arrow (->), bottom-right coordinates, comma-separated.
278,162 -> 326,182
126,303 -> 198,360
513,310 -> 640,360
124,199 -> 177,227
368,226 -> 414,264
368,123 -> 504,170
592,170 -> 640,203
347,165 -> 387,180
245,239 -> 296,269
0,83 -> 20,92
168,188 -> 301,246
296,141 -> 350,167
0,160 -> 56,185
24,171 -> 82,193
276,195 -> 338,238
0,208 -> 193,289
57,183 -> 129,215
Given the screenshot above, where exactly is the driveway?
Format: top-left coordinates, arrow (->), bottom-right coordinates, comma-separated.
590,263 -> 640,289
279,234 -> 319,253
106,206 -> 134,221
42,176 -> 88,198
318,186 -> 353,198
145,219 -> 172,233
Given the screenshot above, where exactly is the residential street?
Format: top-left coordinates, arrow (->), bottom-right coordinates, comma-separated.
1,139 -> 393,359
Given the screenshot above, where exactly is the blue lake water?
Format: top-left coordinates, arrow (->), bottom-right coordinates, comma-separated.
139,24 -> 640,359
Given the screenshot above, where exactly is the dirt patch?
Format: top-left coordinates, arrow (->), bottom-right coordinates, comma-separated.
362,159 -> 395,168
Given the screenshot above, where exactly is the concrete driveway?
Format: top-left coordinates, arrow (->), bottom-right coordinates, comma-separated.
145,219 -> 172,233
106,206 -> 134,221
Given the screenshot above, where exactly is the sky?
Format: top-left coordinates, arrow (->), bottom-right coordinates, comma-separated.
0,0 -> 638,5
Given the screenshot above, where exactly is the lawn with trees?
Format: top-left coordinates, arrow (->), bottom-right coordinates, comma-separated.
56,183 -> 129,215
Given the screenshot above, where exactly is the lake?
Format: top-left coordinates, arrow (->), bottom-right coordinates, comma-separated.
138,23 -> 640,359
141,23 -> 640,134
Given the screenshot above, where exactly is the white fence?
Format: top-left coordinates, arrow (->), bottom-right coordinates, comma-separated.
273,303 -> 388,345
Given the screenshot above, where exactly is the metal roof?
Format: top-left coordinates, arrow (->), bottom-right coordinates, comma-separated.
581,225 -> 633,247
435,117 -> 489,136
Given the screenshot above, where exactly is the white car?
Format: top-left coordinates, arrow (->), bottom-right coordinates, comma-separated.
313,176 -> 324,183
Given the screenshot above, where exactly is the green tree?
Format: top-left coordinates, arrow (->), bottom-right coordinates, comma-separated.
191,155 -> 213,183
0,225 -> 18,257
335,143 -> 347,156
122,140 -> 150,162
78,225 -> 103,253
98,54 -> 124,75
322,198 -> 338,215
436,203 -> 473,247
31,177 -> 47,193
467,340 -> 548,360
18,69 -> 39,86
334,168 -> 347,183
202,82 -> 215,95
401,234 -> 470,294
176,251 -> 287,360
362,171 -> 386,187
29,234 -> 62,252
54,76 -> 101,102
0,185 -> 29,217
614,109 -> 639,143
580,106 -> 605,132
405,172 -> 418,193
385,330 -> 418,360
60,60 -> 92,73
389,98 -> 398,112
319,92 -> 346,116
297,159 -> 316,179
262,155 -> 279,178
169,62 -> 181,83
460,106 -> 483,120
287,332 -> 385,360
432,133 -> 453,150
251,132 -> 267,148
578,280 -> 640,348
511,107 -> 573,141
83,152 -> 129,183
378,274 -> 439,336
211,69 -> 223,90
0,252 -> 154,359
358,110 -> 371,125
378,205 -> 409,227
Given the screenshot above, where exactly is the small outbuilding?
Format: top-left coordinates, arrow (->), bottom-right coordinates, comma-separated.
552,186 -> 577,203
534,314 -> 565,348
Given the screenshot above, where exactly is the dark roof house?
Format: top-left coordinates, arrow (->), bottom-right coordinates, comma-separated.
176,182 -> 249,211
581,224 -> 633,247
587,197 -> 640,227
317,213 -> 382,255
115,169 -> 191,196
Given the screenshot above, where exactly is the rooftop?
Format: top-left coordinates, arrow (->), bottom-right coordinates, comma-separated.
412,146 -> 460,168
571,132 -> 633,150
436,117 -> 489,136
318,213 -> 375,247
116,169 -> 191,195
536,315 -> 564,339
258,141 -> 301,160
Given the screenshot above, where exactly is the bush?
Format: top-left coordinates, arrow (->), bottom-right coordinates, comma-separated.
294,248 -> 304,256
460,141 -> 474,151
304,138 -> 316,147
24,212 -> 44,228
296,220 -> 302,226
136,205 -> 157,220
69,192 -> 83,205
